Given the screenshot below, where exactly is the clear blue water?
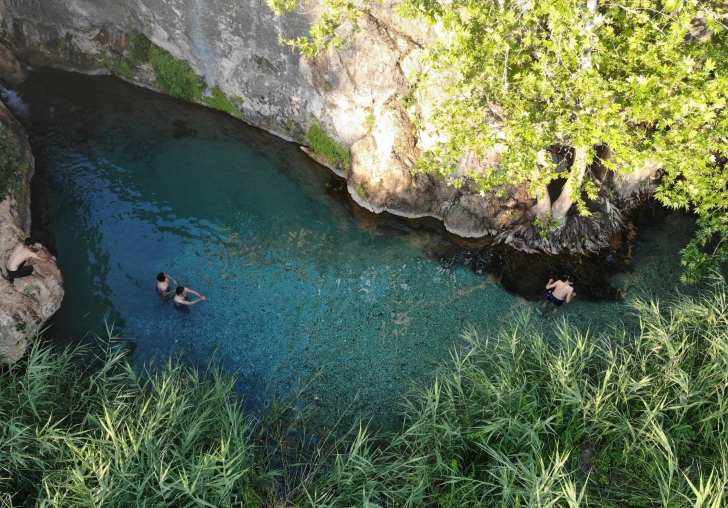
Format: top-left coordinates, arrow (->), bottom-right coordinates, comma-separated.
18,69 -> 699,425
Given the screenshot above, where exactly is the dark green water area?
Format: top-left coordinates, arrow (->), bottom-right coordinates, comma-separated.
14,68 -> 700,426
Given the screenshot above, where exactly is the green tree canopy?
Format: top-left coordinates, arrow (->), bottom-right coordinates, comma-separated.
272,0 -> 728,282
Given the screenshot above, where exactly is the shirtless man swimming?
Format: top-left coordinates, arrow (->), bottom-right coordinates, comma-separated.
173,285 -> 206,314
5,237 -> 56,283
156,272 -> 178,300
539,275 -> 577,313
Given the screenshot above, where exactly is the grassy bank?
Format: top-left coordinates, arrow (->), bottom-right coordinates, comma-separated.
0,333 -> 340,507
4,281 -> 728,506
311,279 -> 728,506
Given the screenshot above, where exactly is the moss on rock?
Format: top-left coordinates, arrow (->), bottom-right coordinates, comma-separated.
0,126 -> 26,202
203,86 -> 245,120
306,121 -> 350,168
148,45 -> 205,101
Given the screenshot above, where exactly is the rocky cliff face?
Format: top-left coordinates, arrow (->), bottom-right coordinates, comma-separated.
0,0 -> 655,254
0,91 -> 63,364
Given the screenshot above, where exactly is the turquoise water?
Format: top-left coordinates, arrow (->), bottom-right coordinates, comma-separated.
18,69 -> 698,425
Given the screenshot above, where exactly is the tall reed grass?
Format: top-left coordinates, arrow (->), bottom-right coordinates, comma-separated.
0,340 -> 265,506
310,278 -> 728,507
4,280 -> 728,507
0,334 -> 341,507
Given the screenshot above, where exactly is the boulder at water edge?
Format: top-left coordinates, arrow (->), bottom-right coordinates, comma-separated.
0,96 -> 63,364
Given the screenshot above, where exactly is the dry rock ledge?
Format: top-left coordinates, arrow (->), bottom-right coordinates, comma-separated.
0,89 -> 63,364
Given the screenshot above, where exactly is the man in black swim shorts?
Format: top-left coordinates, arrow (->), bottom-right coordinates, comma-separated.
5,237 -> 56,283
539,275 -> 577,313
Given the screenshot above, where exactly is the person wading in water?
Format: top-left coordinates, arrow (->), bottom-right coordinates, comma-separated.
156,272 -> 178,300
173,286 -> 206,314
538,275 -> 577,313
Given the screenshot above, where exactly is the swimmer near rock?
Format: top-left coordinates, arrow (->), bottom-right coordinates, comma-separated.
538,275 -> 577,314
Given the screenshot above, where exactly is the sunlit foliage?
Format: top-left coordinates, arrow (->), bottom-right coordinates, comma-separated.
271,0 -> 728,282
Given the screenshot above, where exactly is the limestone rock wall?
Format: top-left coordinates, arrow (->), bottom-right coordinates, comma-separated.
0,0 -> 535,238
0,96 -> 63,364
0,0 -> 655,254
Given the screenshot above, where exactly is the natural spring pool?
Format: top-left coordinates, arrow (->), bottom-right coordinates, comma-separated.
11,69 -> 699,425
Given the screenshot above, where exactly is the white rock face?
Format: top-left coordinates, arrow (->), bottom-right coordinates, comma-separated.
0,0 -> 529,238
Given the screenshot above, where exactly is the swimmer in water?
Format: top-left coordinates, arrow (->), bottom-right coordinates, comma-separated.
156,272 -> 178,301
539,275 -> 577,313
173,285 -> 206,313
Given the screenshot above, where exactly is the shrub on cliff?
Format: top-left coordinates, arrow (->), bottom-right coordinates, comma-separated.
148,45 -> 205,102
306,121 -> 351,168
272,0 -> 728,284
128,30 -> 151,63
129,32 -> 246,122
0,125 -> 26,201
203,85 -> 246,120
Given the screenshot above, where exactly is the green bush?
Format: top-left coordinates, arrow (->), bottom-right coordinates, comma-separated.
148,45 -> 205,101
533,212 -> 561,238
127,30 -> 151,62
0,126 -> 26,201
114,60 -> 135,79
306,122 -> 351,168
267,0 -> 298,15
203,85 -> 245,120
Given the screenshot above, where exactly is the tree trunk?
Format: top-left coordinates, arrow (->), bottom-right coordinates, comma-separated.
614,159 -> 661,199
531,185 -> 551,216
551,145 -> 588,223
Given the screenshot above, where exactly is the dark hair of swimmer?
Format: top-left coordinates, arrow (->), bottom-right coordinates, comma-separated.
176,286 -> 185,295
157,273 -> 166,282
24,237 -> 35,246
565,275 -> 575,283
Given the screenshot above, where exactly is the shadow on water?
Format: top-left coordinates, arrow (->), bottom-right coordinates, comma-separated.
428,201 -> 693,304
12,68 -> 702,427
